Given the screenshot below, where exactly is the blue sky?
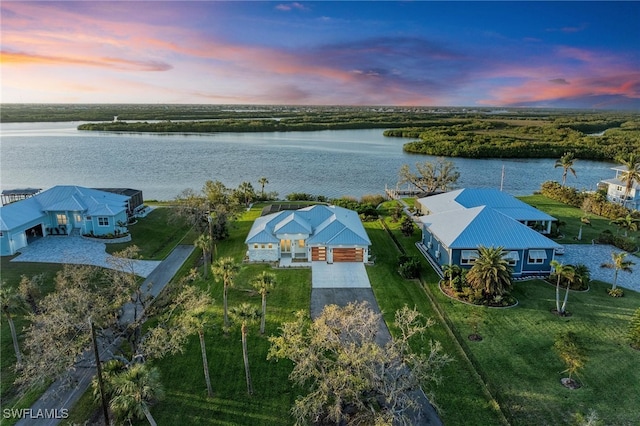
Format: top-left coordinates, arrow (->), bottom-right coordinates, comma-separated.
1,1 -> 638,109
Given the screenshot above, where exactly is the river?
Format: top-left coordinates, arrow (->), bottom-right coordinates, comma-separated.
0,122 -> 617,201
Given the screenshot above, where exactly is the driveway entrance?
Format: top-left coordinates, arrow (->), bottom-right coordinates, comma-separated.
311,261 -> 370,288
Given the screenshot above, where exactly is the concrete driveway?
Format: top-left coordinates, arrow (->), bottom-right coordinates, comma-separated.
311,261 -> 371,288
10,235 -> 160,277
309,262 -> 442,425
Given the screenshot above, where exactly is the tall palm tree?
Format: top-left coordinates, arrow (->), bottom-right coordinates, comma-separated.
230,303 -> 260,395
212,257 -> 240,329
465,246 -> 513,299
0,285 -> 25,367
615,152 -> 640,207
194,233 -> 213,278
601,251 -> 635,290
173,285 -> 215,398
554,152 -> 577,187
251,271 -> 276,334
550,260 -> 575,315
109,363 -> 165,426
258,176 -> 269,199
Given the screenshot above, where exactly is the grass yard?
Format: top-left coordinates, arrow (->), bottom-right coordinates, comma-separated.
378,201 -> 640,425
106,206 -> 196,259
365,218 -> 506,425
9,199 -> 640,426
518,194 -> 639,247
432,278 -> 640,425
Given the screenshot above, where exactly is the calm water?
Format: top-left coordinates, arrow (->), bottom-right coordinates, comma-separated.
0,122 -> 616,201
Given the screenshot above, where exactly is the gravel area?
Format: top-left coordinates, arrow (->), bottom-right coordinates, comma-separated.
560,244 -> 639,292
11,236 -> 160,277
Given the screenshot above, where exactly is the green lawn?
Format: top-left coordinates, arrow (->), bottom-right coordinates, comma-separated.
379,201 -> 640,425
518,194 -> 639,246
8,201 -> 640,426
106,206 -> 196,259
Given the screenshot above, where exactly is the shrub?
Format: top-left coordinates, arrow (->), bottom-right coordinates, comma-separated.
397,255 -> 421,279
540,181 -> 631,220
607,288 -> 624,297
596,230 -> 637,251
360,194 -> 385,207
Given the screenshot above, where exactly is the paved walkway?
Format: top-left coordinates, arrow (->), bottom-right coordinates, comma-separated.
561,244 -> 640,292
11,235 -> 160,277
14,245 -> 194,426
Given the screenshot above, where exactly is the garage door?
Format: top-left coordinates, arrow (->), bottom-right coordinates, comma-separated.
333,248 -> 364,262
311,247 -> 326,261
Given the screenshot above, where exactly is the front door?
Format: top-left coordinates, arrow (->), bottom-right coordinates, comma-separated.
280,239 -> 291,254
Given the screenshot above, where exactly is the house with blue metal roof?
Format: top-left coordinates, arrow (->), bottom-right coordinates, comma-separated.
0,185 -> 130,256
245,204 -> 371,263
416,188 -> 561,277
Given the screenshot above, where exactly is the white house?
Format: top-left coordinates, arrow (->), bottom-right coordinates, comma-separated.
0,185 -> 131,256
599,165 -> 640,210
245,205 -> 371,263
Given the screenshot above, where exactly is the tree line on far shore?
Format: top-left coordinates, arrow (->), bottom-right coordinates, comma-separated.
390,115 -> 640,161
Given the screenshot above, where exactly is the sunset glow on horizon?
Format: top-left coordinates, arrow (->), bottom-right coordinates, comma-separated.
1,1 -> 639,109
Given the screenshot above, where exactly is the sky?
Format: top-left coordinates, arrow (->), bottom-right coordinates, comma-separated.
1,1 -> 639,109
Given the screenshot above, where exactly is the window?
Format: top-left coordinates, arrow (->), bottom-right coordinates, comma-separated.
460,250 -> 478,265
504,251 -> 520,266
254,244 -> 258,249
261,244 -> 265,249
75,214 -> 83,223
56,214 -> 68,225
98,217 -> 109,227
616,185 -> 623,192
268,244 -> 273,249
527,250 -> 546,264
298,239 -> 305,248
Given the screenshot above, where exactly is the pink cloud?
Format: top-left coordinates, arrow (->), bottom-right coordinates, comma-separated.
1,51 -> 171,71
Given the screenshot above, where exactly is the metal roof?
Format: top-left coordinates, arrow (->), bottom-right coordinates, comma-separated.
420,205 -> 561,250
418,188 -> 556,222
245,205 -> 370,246
0,186 -> 128,231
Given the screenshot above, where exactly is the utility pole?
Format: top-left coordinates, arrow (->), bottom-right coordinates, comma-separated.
90,317 -> 110,426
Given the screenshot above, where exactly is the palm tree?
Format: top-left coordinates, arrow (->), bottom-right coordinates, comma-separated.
465,246 -> 513,299
230,303 -> 260,395
109,363 -> 165,426
194,233 -> 213,278
442,264 -> 462,290
251,271 -> 276,334
237,181 -> 256,207
610,214 -> 640,237
258,176 -> 269,199
173,285 -> 215,398
572,264 -> 591,290
601,252 -> 635,290
212,257 -> 240,329
615,152 -> 640,207
550,260 -> 575,315
0,285 -> 25,367
554,152 -> 577,187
